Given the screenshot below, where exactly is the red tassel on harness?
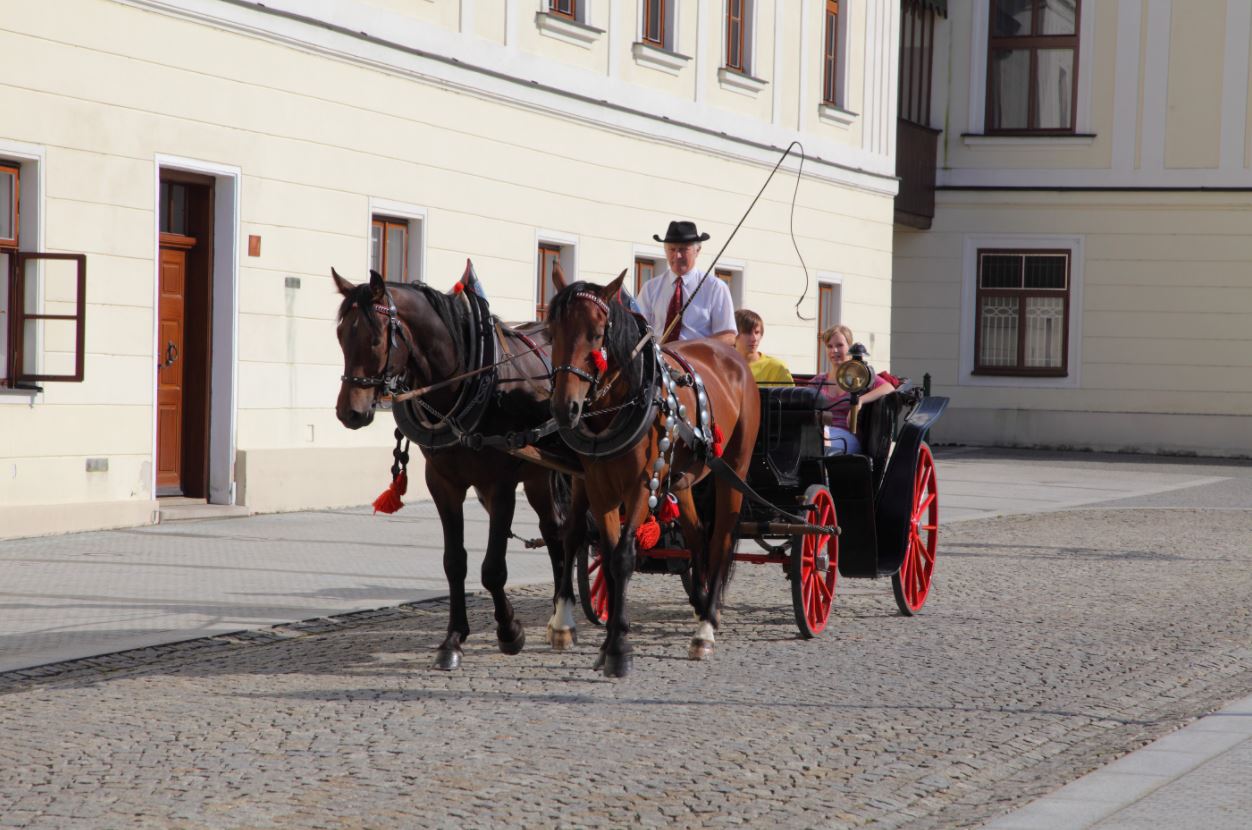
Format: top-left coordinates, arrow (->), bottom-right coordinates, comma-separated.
657,492 -> 680,523
635,516 -> 661,550
591,349 -> 608,374
372,471 -> 408,514
711,424 -> 724,458
450,281 -> 464,294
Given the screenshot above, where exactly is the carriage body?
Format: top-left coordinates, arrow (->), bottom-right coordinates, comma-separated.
576,369 -> 948,636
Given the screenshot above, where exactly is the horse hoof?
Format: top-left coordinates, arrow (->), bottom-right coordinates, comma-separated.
498,624 -> 526,656
688,639 -> 714,661
602,652 -> 632,678
432,648 -> 462,671
546,623 -> 576,651
592,649 -> 606,671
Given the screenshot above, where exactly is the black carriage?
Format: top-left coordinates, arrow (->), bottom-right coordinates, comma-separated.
576,350 -> 949,638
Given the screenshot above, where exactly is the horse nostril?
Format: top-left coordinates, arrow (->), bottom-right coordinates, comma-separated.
567,400 -> 581,425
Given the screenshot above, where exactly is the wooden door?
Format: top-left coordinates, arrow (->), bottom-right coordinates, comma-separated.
157,233 -> 194,495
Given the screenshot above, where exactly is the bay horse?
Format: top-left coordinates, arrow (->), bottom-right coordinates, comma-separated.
546,269 -> 760,678
333,267 -> 582,670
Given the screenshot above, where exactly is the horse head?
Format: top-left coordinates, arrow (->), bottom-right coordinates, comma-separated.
332,267 -> 401,429
546,265 -> 628,429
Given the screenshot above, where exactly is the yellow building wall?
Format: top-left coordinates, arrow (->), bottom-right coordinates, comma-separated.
894,191 -> 1252,457
0,0 -> 898,537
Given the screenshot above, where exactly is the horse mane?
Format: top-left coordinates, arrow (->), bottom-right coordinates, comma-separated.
549,280 -> 643,390
337,280 -> 474,372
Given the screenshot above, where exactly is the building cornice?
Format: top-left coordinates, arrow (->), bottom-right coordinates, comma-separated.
116,0 -> 900,196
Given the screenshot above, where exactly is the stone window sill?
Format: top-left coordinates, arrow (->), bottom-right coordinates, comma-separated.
717,67 -> 767,97
632,42 -> 690,76
535,12 -> 604,49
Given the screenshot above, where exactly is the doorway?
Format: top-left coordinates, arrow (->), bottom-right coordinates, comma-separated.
156,174 -> 213,497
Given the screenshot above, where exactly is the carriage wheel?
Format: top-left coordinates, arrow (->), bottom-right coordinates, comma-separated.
791,484 -> 839,639
892,442 -> 938,615
577,541 -> 609,626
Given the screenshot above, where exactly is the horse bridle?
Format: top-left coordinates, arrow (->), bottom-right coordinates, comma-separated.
340,290 -> 412,395
550,290 -> 613,398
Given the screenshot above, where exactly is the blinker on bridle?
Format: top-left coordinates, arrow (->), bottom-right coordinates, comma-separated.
551,290 -> 613,393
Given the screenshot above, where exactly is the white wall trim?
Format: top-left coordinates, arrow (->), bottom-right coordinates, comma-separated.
535,228 -> 580,312
1220,0 -> 1251,172
1075,0 -> 1096,133
0,140 -> 46,403
797,0 -> 811,133
771,0 -> 784,125
967,3 -> 989,135
1111,0 -> 1143,172
959,234 -> 1084,390
459,0 -> 474,36
153,154 -> 241,505
368,198 -> 427,284
1140,0 -> 1172,173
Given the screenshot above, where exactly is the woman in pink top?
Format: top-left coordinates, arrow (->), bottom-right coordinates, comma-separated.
808,325 -> 895,454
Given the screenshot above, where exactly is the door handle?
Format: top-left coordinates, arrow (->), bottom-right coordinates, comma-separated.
161,340 -> 179,369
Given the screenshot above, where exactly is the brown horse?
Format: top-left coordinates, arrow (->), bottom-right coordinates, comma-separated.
333,267 -> 581,670
546,269 -> 760,678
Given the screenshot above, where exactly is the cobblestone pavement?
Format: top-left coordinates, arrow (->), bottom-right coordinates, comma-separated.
2,507 -> 1250,829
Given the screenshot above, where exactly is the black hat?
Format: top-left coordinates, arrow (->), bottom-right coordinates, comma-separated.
653,220 -> 710,244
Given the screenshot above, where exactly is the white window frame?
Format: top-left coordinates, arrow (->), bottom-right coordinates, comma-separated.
535,228 -> 579,318
722,0 -> 757,75
959,234 -> 1084,389
368,198 -> 427,285
638,0 -> 678,51
631,244 -> 666,296
816,272 -> 843,375
0,141 -> 45,400
967,1 -> 1096,136
712,258 -> 745,309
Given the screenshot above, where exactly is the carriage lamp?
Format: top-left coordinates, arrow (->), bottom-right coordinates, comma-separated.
834,344 -> 875,435
834,352 -> 874,395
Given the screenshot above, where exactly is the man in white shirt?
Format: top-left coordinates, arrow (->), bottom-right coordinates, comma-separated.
637,220 -> 736,346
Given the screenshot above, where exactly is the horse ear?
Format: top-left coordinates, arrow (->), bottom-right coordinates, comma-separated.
368,269 -> 386,300
602,269 -> 628,303
551,259 -> 567,292
331,268 -> 355,298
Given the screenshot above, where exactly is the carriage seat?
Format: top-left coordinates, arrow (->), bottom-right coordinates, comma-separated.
750,386 -> 824,489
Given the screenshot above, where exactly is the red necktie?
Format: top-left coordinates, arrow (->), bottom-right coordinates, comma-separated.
662,276 -> 683,343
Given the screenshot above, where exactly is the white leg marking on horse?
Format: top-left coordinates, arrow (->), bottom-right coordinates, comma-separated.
694,621 -> 715,643
555,598 -> 576,630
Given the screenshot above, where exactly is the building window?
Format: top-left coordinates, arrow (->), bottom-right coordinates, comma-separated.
900,0 -> 939,125
634,256 -> 660,296
371,216 -> 409,282
642,0 -> 669,48
974,250 -> 1070,376
714,266 -> 743,309
986,0 -> 1080,133
550,0 -> 578,21
536,243 -> 565,320
822,1 -> 841,106
1,157 -> 87,387
817,279 -> 841,375
725,0 -> 752,73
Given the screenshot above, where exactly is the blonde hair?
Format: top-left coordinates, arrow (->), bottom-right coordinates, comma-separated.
820,324 -> 854,346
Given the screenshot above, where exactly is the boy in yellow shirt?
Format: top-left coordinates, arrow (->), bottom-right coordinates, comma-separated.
734,309 -> 794,387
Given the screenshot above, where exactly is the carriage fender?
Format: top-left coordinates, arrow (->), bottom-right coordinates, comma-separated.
874,396 -> 948,577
